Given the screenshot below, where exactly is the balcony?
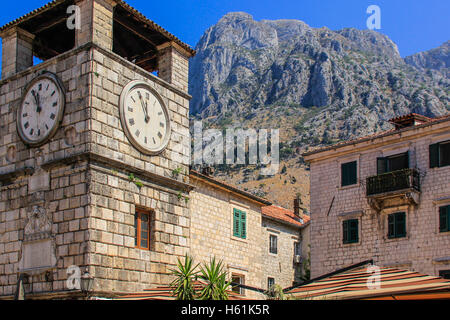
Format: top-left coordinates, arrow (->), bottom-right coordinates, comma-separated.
366,169 -> 421,211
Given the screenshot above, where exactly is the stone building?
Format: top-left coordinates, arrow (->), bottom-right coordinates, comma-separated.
303,113 -> 450,279
0,0 -> 194,299
261,202 -> 310,290
0,0 -> 309,300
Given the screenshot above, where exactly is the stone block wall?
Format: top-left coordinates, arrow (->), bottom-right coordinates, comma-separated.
90,47 -> 191,183
0,46 -> 91,297
261,219 -> 302,289
308,124 -> 450,278
189,176 -> 265,299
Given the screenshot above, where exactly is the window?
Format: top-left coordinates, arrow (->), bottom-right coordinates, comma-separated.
430,140 -> 450,168
233,208 -> 247,239
439,270 -> 450,280
439,205 -> 450,233
135,209 -> 151,249
377,152 -> 409,174
388,212 -> 406,239
231,274 -> 245,295
341,161 -> 357,186
269,235 -> 278,254
343,219 -> 359,244
294,241 -> 301,256
268,277 -> 275,290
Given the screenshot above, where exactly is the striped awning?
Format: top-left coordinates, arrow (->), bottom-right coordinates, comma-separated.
115,281 -> 248,300
286,266 -> 450,300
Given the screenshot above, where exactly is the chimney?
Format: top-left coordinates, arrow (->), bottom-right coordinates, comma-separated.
294,198 -> 300,217
389,113 -> 431,130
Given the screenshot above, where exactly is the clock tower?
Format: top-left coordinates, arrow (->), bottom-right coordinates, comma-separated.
0,0 -> 194,299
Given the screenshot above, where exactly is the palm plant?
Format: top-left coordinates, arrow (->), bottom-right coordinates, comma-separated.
169,254 -> 199,300
198,257 -> 230,300
265,284 -> 287,300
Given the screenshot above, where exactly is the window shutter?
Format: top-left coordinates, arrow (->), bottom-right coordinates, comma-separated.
396,212 -> 406,237
240,211 -> 247,239
343,221 -> 348,243
233,209 -> 241,237
350,219 -> 359,242
349,161 -> 357,185
440,206 -> 448,232
377,157 -> 387,174
429,143 -> 439,168
404,151 -> 410,169
388,214 -> 395,238
341,164 -> 347,187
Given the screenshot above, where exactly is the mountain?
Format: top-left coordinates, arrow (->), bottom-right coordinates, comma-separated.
405,41 -> 450,77
188,12 -> 450,208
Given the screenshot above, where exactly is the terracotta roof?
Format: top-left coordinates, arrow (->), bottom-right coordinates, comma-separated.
189,170 -> 272,206
114,280 -> 248,300
303,113 -> 450,157
389,112 -> 432,125
0,0 -> 195,56
286,264 -> 450,300
262,205 -> 310,228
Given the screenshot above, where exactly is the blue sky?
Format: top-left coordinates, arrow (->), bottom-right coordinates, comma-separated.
0,0 -> 448,61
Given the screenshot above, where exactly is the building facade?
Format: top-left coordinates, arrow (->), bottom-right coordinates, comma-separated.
0,0 -> 309,300
304,114 -> 450,278
261,204 -> 310,290
0,0 -> 194,299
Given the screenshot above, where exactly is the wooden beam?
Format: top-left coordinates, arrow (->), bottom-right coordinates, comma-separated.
34,16 -> 67,34
114,15 -> 158,47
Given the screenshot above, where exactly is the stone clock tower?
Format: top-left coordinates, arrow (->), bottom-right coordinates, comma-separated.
0,0 -> 194,299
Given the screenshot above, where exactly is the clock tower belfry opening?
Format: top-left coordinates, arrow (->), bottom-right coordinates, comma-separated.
0,0 -> 195,92
0,0 -> 195,299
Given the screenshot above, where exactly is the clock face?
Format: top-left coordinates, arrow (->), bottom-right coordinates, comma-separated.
17,73 -> 65,146
120,81 -> 171,155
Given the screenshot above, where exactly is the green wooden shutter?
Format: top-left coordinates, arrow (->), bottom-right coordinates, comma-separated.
396,212 -> 406,237
240,211 -> 247,239
350,219 -> 359,242
377,157 -> 387,174
343,221 -> 349,243
233,209 -> 241,237
429,143 -> 439,168
349,161 -> 357,185
388,214 -> 395,238
341,161 -> 357,186
440,206 -> 449,232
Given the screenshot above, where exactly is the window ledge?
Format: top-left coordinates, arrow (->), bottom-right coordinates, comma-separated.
383,235 -> 409,243
231,235 -> 248,244
338,183 -> 359,191
343,241 -> 361,247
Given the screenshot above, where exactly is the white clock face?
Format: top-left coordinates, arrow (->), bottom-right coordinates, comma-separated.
17,73 -> 65,146
120,81 -> 171,155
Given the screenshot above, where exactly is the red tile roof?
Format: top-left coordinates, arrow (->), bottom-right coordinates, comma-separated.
286,264 -> 450,300
0,0 -> 195,56
262,205 -> 310,228
303,113 -> 450,157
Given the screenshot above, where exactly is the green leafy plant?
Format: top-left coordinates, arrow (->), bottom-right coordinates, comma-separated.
172,167 -> 183,178
265,284 -> 287,300
169,254 -> 199,300
178,191 -> 190,204
198,257 -> 230,300
129,173 -> 143,188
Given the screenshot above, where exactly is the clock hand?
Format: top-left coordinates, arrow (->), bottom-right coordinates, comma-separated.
138,92 -> 150,123
36,92 -> 42,113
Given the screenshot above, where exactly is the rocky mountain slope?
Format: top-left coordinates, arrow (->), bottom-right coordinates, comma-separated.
188,12 -> 450,209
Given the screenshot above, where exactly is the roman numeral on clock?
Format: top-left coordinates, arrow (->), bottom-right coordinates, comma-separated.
50,113 -> 56,120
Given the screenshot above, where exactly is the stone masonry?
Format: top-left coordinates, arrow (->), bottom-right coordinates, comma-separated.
0,0 -> 193,298
304,117 -> 450,278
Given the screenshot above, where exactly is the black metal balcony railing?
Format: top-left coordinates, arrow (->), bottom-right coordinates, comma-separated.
366,168 -> 421,196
